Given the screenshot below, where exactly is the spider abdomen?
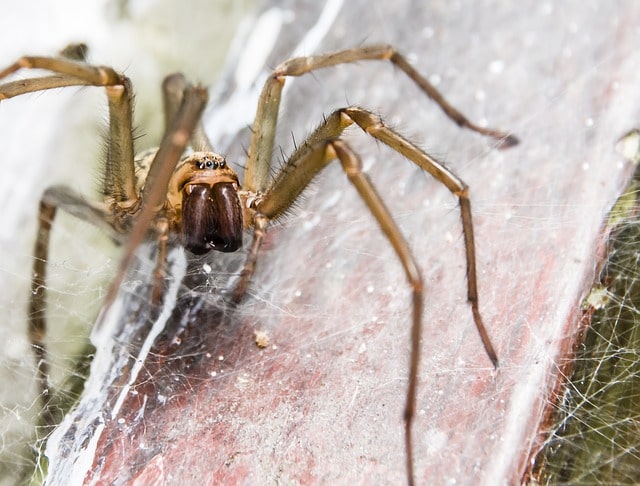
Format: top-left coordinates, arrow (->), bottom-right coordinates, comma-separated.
181,183 -> 243,254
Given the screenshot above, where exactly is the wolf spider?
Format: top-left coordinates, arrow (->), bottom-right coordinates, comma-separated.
0,44 -> 517,483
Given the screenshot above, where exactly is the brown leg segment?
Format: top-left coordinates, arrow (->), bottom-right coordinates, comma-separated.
253,106 -> 499,366
99,85 -> 209,316
28,187 -> 114,430
0,55 -> 138,203
162,73 -> 214,153
331,140 -> 425,486
29,199 -> 56,431
231,213 -> 269,303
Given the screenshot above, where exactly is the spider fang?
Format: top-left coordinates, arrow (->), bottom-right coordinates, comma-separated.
181,182 -> 243,254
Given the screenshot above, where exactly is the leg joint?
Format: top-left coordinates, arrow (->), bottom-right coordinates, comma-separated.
454,185 -> 470,199
342,107 -> 384,135
329,139 -> 362,176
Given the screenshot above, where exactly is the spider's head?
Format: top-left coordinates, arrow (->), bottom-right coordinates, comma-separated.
173,152 -> 243,255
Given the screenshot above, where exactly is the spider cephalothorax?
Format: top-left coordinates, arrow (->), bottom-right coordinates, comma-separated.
0,44 -> 517,484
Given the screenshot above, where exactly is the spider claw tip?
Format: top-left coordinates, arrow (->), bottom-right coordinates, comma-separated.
497,133 -> 519,149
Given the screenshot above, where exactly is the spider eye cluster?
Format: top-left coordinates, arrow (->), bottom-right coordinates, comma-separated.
196,157 -> 226,170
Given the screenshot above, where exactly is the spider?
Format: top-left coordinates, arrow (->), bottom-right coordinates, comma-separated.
0,44 -> 517,484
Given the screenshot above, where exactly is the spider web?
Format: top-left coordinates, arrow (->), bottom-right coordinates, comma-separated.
2,1 -> 640,485
529,132 -> 640,484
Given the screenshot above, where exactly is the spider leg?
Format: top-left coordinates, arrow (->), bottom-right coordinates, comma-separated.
29,186 -> 113,431
345,108 -> 499,364
162,73 -> 214,152
331,140 -> 424,486
99,85 -> 209,314
2,54 -> 208,422
230,213 -> 268,303
252,105 -> 500,483
152,216 -> 170,304
244,44 -> 518,194
0,54 -> 137,204
258,107 -> 498,365
252,134 -> 424,484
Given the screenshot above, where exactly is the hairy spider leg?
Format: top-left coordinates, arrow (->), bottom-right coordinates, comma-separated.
0,55 -> 138,202
257,133 -> 425,481
162,73 -> 214,153
0,54 -> 207,430
249,105 -> 500,484
29,188 -> 116,430
101,85 -> 208,311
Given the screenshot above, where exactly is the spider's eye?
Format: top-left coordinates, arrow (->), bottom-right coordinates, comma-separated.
196,158 -> 225,170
